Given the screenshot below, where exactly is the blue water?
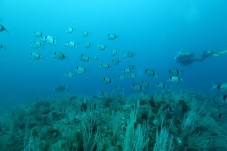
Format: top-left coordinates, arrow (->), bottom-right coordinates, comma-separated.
0,0 -> 227,107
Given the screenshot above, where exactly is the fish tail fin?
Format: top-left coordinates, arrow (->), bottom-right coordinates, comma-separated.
211,82 -> 217,90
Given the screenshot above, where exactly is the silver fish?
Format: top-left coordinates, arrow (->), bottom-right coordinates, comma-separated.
42,35 -> 56,44
31,41 -> 42,49
108,34 -> 118,40
112,58 -> 120,65
53,51 -> 66,60
33,31 -> 42,37
168,76 -> 183,83
76,66 -> 86,74
30,52 -> 41,60
80,54 -> 89,62
54,86 -> 68,93
66,27 -> 74,33
65,41 -> 77,48
84,42 -> 91,48
212,82 -> 227,92
65,72 -> 74,79
100,63 -> 110,69
81,31 -> 90,37
97,44 -> 105,50
123,51 -> 134,58
101,76 -> 111,84
132,83 -> 143,91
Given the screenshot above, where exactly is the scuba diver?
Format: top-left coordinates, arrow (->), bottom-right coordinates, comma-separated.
175,50 -> 227,66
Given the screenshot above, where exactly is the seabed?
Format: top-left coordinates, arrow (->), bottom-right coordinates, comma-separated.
0,90 -> 227,151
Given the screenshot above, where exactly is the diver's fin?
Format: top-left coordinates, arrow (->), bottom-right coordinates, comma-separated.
212,50 -> 227,57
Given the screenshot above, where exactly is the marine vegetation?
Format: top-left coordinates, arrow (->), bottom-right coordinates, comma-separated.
0,91 -> 227,151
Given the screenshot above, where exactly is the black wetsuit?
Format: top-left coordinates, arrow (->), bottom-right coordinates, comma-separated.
176,51 -> 213,66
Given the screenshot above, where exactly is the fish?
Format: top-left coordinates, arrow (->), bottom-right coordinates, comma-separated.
108,34 -> 118,40
168,76 -> 183,83
33,31 -> 42,37
123,51 -> 134,58
128,73 -> 136,79
144,69 -> 158,77
101,76 -> 111,84
30,52 -> 41,60
132,83 -> 143,91
92,56 -> 99,60
66,27 -> 74,33
65,41 -> 77,48
156,82 -> 166,88
111,49 -> 118,56
212,82 -> 227,91
141,81 -> 149,88
84,42 -> 91,48
0,44 -> 6,49
115,85 -> 123,91
53,51 -> 66,60
0,24 -> 8,33
97,44 -> 106,50
54,86 -> 68,93
211,111 -> 227,122
81,31 -> 90,37
213,94 -> 227,107
31,41 -> 42,49
80,54 -> 89,62
169,68 -> 183,76
112,58 -> 120,65
100,63 -> 110,69
122,68 -> 133,74
119,74 -> 126,80
65,72 -> 74,79
76,66 -> 86,74
42,35 -> 56,44
128,65 -> 135,70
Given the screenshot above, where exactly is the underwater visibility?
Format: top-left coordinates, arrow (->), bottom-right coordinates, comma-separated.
0,0 -> 227,150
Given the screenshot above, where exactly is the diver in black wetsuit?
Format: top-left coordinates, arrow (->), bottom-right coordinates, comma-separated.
175,50 -> 215,66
